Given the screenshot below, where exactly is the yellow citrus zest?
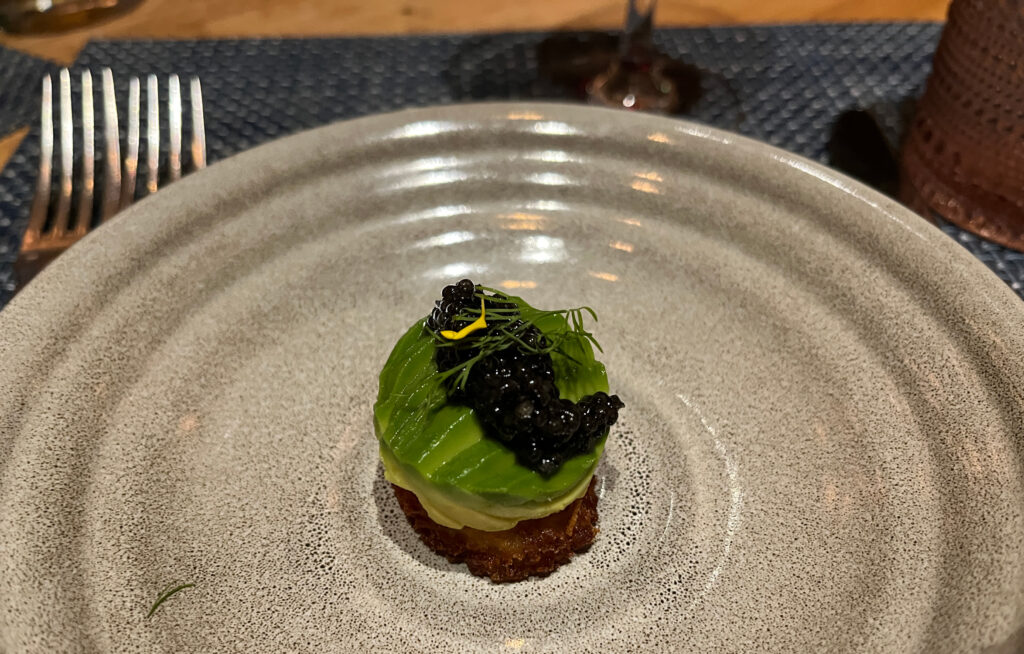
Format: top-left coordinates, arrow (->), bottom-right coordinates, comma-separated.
440,298 -> 487,340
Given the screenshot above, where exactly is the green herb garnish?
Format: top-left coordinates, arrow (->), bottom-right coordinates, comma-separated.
430,286 -> 602,391
147,582 -> 195,618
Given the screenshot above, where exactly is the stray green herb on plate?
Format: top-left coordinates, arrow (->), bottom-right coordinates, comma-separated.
147,582 -> 195,618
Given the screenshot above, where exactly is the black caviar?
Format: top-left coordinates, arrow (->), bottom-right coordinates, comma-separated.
428,279 -> 623,477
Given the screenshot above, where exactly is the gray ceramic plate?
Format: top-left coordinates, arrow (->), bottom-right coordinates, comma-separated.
1,103 -> 1023,653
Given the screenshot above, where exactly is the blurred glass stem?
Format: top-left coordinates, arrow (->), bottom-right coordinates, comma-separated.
622,0 -> 656,57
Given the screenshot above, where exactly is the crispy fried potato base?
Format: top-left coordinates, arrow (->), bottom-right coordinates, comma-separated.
392,478 -> 599,582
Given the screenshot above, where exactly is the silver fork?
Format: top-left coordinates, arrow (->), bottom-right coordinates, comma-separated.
14,67 -> 206,286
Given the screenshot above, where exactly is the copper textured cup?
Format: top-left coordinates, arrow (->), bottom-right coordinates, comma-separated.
901,0 -> 1024,250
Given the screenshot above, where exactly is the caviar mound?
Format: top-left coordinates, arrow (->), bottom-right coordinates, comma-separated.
392,478 -> 600,583
426,280 -> 624,478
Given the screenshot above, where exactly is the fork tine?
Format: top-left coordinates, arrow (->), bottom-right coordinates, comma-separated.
120,76 -> 139,210
51,68 -> 73,236
73,69 -> 95,237
168,74 -> 182,182
23,75 -> 53,248
100,68 -> 121,221
146,74 -> 159,195
190,77 -> 206,169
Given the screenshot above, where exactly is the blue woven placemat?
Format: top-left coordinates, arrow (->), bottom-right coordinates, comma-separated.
1,25 -> 1022,308
0,46 -> 59,141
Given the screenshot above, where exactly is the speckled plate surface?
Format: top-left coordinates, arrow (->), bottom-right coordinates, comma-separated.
1,103 -> 1023,653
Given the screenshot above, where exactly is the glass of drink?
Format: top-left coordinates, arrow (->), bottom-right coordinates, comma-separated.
587,0 -> 680,113
0,0 -> 142,34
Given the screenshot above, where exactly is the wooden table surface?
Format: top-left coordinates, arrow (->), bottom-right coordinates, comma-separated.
0,0 -> 949,167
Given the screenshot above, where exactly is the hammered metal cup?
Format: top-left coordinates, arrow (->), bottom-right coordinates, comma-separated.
900,0 -> 1024,251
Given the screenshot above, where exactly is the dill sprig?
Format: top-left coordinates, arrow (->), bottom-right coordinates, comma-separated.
147,582 -> 195,618
429,286 -> 602,391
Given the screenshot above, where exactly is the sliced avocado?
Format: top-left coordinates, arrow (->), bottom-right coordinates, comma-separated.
374,297 -> 610,505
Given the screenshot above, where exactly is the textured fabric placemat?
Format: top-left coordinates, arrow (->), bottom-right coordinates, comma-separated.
0,46 -> 60,141
1,25 -> 1022,308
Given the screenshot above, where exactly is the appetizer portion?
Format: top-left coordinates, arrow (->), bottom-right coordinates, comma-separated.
374,280 -> 623,581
